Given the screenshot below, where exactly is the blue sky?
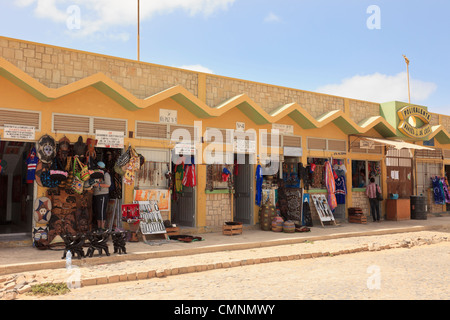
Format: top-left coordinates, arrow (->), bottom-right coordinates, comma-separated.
1,0 -> 449,115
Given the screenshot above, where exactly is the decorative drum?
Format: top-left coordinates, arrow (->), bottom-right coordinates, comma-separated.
283,220 -> 295,233
271,216 -> 284,232
259,203 -> 277,231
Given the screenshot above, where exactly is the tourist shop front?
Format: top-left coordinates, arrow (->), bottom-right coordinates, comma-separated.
1,36 -> 450,249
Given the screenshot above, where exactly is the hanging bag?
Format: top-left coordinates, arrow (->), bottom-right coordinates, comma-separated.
75,157 -> 90,182
115,145 -> 131,167
41,167 -> 60,188
376,184 -> 383,201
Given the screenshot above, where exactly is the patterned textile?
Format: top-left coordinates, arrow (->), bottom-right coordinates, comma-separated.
324,161 -> 337,211
442,178 -> 450,204
284,188 -> 302,221
432,176 -> 445,204
335,176 -> 347,204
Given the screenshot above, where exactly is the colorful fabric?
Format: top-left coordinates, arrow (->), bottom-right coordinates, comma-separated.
324,161 -> 337,211
175,164 -> 184,193
182,164 -> 196,187
432,176 -> 445,204
255,165 -> 263,206
27,147 -> 39,183
443,178 -> 450,204
335,176 -> 347,204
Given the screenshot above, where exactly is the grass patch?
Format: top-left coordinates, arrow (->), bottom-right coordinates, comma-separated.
28,283 -> 71,296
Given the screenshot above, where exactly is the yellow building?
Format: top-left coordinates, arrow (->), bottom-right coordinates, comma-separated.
0,36 -> 450,242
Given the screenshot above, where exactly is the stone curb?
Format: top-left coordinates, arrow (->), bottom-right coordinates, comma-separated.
2,223 -> 449,277
74,236 -> 448,288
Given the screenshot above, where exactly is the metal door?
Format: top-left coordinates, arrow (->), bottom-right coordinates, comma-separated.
234,154 -> 253,224
175,185 -> 196,227
417,162 -> 442,206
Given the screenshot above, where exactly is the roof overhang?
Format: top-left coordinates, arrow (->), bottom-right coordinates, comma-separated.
361,137 -> 434,150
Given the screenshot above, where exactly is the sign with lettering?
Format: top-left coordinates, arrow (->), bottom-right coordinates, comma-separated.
159,109 -> 178,124
3,124 -> 35,140
236,122 -> 245,131
96,130 -> 124,148
272,124 -> 294,135
397,106 -> 432,139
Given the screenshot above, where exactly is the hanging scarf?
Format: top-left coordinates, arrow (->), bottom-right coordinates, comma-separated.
324,161 -> 337,211
255,164 -> 263,206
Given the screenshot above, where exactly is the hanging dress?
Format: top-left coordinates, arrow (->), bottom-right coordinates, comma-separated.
255,164 -> 263,206
335,176 -> 347,204
324,161 -> 337,211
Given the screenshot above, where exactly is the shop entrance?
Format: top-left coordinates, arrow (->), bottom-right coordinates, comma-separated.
446,165 -> 450,212
233,153 -> 253,224
171,155 -> 196,228
0,141 -> 35,236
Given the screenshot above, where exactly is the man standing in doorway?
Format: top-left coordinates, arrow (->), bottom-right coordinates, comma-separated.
93,161 -> 111,230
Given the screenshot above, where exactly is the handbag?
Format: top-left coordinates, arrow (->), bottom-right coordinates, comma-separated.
115,146 -> 131,167
75,157 -> 90,182
71,176 -> 84,194
376,185 -> 383,201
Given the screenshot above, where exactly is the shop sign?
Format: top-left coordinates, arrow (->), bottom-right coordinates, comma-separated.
3,124 -> 35,140
233,139 -> 256,153
283,146 -> 302,157
95,130 -> 124,148
159,109 -> 178,124
174,143 -> 196,155
397,106 -> 432,139
236,122 -> 245,131
272,124 -> 294,135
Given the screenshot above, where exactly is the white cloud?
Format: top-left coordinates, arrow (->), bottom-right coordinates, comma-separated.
177,64 -> 214,74
316,72 -> 437,103
264,12 -> 281,23
13,0 -> 236,38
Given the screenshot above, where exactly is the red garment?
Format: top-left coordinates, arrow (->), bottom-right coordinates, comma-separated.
182,164 -> 196,187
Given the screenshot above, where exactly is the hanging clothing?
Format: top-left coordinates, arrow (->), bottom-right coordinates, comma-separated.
255,165 -> 263,206
324,161 -> 337,211
432,176 -> 445,204
26,147 -> 39,183
175,164 -> 184,193
335,176 -> 347,204
442,178 -> 450,204
182,163 -> 197,187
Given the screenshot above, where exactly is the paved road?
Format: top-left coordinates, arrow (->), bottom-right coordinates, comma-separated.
27,241 -> 449,301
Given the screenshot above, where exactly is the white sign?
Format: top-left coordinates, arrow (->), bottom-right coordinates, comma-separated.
283,146 -> 303,157
4,124 -> 35,140
360,140 -> 375,150
96,130 -> 124,149
174,143 -> 196,155
159,109 -> 178,124
272,124 -> 294,135
233,139 -> 256,153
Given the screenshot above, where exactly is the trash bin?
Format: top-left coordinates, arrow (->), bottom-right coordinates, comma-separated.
410,196 -> 427,220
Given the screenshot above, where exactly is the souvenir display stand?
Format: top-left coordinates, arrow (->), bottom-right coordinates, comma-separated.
135,200 -> 169,245
311,194 -> 337,227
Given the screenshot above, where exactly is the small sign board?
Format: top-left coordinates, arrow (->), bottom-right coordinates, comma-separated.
3,124 -> 35,140
96,130 -> 124,148
159,109 -> 178,124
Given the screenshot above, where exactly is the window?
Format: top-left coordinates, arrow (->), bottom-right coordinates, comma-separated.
352,160 -> 381,188
307,158 -> 344,189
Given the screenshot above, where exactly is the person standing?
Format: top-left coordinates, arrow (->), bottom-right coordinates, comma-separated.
365,177 -> 381,222
93,161 -> 111,230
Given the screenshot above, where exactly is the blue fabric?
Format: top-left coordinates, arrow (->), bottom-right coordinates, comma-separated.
255,165 -> 263,206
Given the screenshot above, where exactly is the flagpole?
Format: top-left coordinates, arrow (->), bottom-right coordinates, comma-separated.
403,55 -> 410,104
137,0 -> 140,61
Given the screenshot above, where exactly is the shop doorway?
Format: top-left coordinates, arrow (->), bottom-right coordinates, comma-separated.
0,141 -> 35,236
171,155 -> 196,228
233,153 -> 253,224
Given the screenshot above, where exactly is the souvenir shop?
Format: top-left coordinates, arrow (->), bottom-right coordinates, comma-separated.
29,134 -> 145,249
